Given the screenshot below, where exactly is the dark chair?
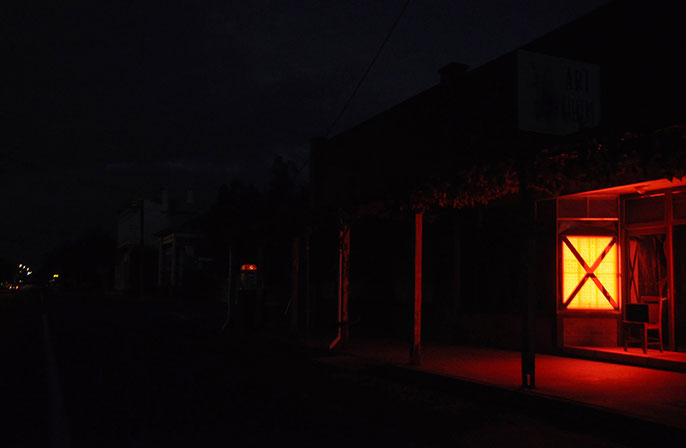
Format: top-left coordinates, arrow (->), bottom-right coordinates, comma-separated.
623,296 -> 666,353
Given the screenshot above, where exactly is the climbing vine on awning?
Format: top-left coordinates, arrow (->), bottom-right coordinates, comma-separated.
408,125 -> 686,213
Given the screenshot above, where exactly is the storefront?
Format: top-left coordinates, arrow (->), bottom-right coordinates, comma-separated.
557,178 -> 686,352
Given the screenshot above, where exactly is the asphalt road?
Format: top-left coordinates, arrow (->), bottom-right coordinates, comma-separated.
0,289 -> 676,447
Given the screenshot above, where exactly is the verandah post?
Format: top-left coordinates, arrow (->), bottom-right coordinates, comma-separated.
341,225 -> 351,345
519,150 -> 536,388
411,212 -> 423,365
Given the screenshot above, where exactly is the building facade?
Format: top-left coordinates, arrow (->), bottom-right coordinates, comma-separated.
305,0 -> 686,365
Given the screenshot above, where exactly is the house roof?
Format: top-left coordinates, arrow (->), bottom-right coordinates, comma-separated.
312,0 -> 686,214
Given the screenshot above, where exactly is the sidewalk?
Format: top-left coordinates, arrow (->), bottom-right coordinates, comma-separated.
335,338 -> 686,432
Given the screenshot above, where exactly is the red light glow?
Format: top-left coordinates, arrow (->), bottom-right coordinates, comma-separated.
241,264 -> 257,271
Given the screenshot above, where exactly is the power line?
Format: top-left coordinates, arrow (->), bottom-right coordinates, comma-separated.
325,0 -> 413,137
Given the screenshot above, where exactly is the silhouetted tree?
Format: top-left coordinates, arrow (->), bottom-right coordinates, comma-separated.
206,156 -> 308,314
265,155 -> 309,238
207,180 -> 264,276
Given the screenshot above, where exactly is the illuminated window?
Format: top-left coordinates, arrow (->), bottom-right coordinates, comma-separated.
561,236 -> 618,310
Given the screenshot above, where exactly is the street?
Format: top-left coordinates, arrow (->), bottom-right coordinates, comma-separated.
0,289 -> 674,447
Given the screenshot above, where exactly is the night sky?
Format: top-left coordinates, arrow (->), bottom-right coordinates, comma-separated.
2,0 -> 609,268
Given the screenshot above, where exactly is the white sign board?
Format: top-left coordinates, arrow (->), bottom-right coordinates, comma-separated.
518,50 -> 600,135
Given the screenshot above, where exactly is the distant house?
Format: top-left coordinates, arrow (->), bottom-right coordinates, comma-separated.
114,198 -> 166,293
114,187 -> 204,295
305,0 -> 686,373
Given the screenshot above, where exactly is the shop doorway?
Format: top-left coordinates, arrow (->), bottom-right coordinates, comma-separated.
626,231 -> 670,348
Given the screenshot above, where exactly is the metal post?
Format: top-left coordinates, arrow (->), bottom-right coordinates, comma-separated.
139,199 -> 145,301
290,236 -> 301,334
305,228 -> 312,338
222,248 -> 233,332
157,237 -> 163,288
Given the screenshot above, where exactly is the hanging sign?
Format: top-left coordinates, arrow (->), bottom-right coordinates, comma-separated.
518,50 -> 600,135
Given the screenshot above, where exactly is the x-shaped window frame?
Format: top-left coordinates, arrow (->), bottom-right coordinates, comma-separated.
561,236 -> 618,309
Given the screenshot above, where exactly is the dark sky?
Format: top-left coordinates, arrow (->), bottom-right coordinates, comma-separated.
2,0 -> 610,267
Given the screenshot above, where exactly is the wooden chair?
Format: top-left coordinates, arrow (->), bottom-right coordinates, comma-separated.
623,296 -> 666,353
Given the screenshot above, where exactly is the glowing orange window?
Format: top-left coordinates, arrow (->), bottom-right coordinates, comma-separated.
561,236 -> 618,310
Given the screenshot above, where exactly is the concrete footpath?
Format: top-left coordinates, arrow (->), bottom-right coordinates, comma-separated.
332,339 -> 686,432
